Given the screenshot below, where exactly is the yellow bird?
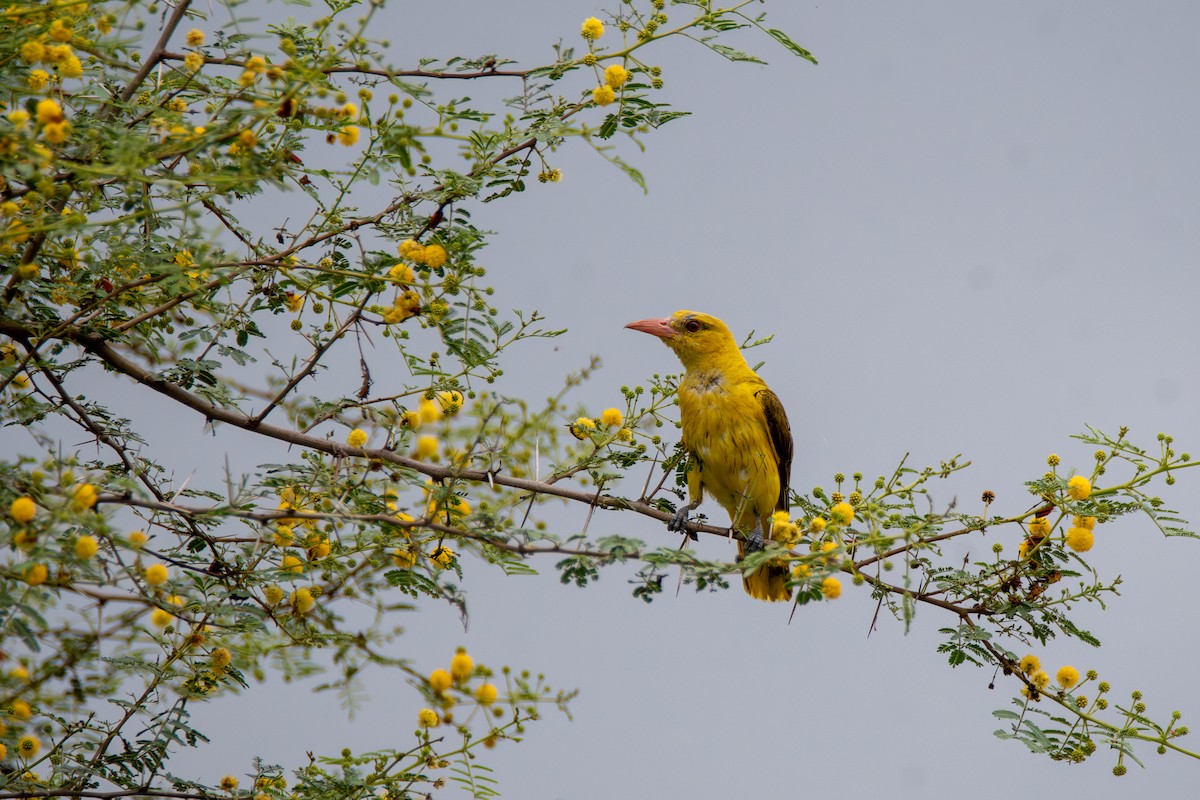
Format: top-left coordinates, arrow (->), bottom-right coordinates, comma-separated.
626,310 -> 794,601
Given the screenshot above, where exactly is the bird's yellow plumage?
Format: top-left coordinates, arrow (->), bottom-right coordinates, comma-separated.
625,310 -> 793,601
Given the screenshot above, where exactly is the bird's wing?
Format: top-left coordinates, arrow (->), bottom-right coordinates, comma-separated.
756,387 -> 793,511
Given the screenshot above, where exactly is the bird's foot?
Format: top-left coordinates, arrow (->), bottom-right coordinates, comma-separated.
668,505 -> 698,541
742,526 -> 765,554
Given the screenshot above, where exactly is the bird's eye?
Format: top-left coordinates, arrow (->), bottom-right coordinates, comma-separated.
684,320 -> 702,333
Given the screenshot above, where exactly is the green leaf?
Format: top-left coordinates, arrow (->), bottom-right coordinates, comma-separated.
766,28 -> 819,64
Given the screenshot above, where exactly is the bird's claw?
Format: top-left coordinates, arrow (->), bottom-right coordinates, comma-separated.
668,507 -> 698,541
742,527 -> 765,554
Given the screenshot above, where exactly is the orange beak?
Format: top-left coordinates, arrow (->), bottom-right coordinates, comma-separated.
624,317 -> 676,339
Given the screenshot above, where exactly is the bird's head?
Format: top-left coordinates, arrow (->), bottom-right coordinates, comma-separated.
624,310 -> 740,372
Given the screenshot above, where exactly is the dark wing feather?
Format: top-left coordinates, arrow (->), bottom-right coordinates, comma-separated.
756,387 -> 793,511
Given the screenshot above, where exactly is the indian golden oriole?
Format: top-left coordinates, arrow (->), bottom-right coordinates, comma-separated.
626,310 -> 794,601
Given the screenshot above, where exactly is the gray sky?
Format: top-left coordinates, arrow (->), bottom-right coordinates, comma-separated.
158,0 -> 1200,796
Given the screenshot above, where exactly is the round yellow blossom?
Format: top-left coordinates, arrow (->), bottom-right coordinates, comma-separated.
211,647 -> 233,669
398,239 -> 424,261
430,546 -> 455,567
581,17 -> 605,40
220,775 -> 239,791
25,563 -> 48,586
337,125 -> 360,146
144,563 -> 169,585
17,735 -> 39,758
20,41 -> 46,63
306,535 -> 331,560
422,243 -> 448,269
1073,515 -> 1096,531
273,525 -> 294,547
36,98 -> 63,125
392,548 -> 416,568
74,535 -> 99,559
45,43 -> 73,64
4,110 -> 27,127
616,427 -> 633,442
291,587 -> 315,614
15,263 -> 39,281
71,482 -> 97,510
48,19 -> 73,42
437,390 -> 464,414
429,668 -> 452,692
600,408 -> 624,427
1065,526 -> 1094,553
185,51 -> 204,72
1066,475 -> 1092,501
238,129 -> 258,149
821,576 -> 842,599
347,428 -> 368,448
186,29 -> 205,46
450,650 -> 474,680
284,292 -> 304,313
1057,665 -> 1080,689
415,434 -> 439,460
417,397 -> 443,424
263,584 -> 285,606
1028,516 -> 1050,537
382,291 -> 421,324
27,69 -> 50,92
829,502 -> 855,525
10,666 -> 29,681
475,683 -> 499,705
1018,654 -> 1041,674
808,517 -> 827,533
1031,670 -> 1051,689
389,263 -> 415,283
592,85 -> 616,106
280,555 -> 303,574
151,607 -> 174,627
11,699 -> 31,720
418,708 -> 439,727
59,53 -> 83,78
791,563 -> 810,579
571,417 -> 597,439
129,530 -> 148,548
10,496 -> 36,524
604,64 -> 630,88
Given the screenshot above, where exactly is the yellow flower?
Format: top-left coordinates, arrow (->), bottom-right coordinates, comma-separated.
422,243 -> 448,269
220,775 -> 239,791
570,416 -> 596,439
1056,665 -> 1080,689
27,69 -> 50,91
821,576 -> 842,599
284,292 -> 304,312
1018,654 -> 1040,674
450,650 -> 474,680
581,17 -> 604,40
1066,475 -> 1091,501
437,390 -> 464,414
71,483 -> 97,510
42,120 -> 69,144
337,125 -> 359,146
238,129 -> 257,148
475,683 -> 498,705
20,41 -> 45,63
1031,670 -> 1051,689
36,98 -> 63,124
45,44 -> 73,64
291,587 -> 315,614
429,668 -> 452,692
430,546 -> 455,568
306,534 -> 331,560
604,64 -> 630,88
1027,516 -> 1050,537
592,85 -> 616,106
340,102 -> 358,118
10,497 -> 36,524
58,54 -> 83,78
48,19 -> 73,42
392,547 -> 416,568
10,666 -> 29,681
186,28 -> 205,46
74,535 -> 99,559
263,585 -> 285,606
150,607 -> 173,626
417,708 -> 439,727
24,563 -> 48,586
128,530 -> 148,548
398,239 -> 425,261
808,517 -> 827,533
600,407 -> 624,427
144,563 -> 169,585
211,647 -> 233,668
616,427 -> 633,442
347,428 -> 368,448
185,51 -> 204,72
280,555 -> 303,574
1065,526 -> 1094,553
17,735 -> 39,758
10,699 -> 31,720
6,110 -> 29,127
389,263 -> 415,283
382,291 -> 420,324
829,502 -> 855,525
417,397 -> 443,424
1073,515 -> 1096,531
415,435 -> 439,460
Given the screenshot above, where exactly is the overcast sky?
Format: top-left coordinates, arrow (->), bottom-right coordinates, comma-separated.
146,1 -> 1200,796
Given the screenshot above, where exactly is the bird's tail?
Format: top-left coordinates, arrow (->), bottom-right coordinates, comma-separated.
737,540 -> 791,602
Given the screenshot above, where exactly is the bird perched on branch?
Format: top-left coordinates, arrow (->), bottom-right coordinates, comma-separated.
625,310 -> 794,601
